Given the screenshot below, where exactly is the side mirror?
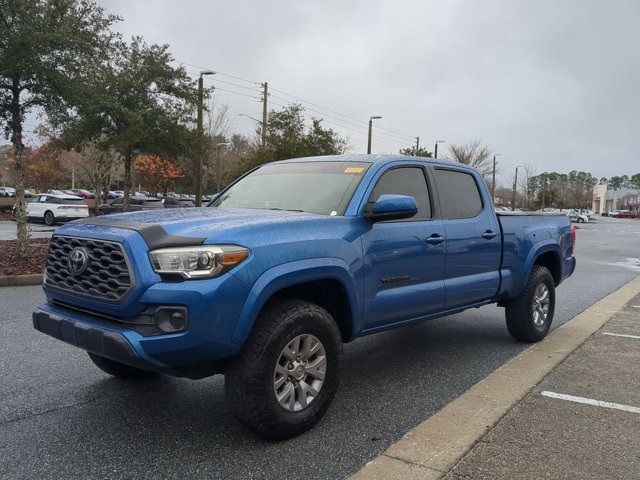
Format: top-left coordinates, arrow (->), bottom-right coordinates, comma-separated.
365,194 -> 418,222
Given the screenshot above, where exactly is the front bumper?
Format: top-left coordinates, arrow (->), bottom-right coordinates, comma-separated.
33,308 -> 153,371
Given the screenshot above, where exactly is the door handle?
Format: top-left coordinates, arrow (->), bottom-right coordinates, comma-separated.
426,234 -> 445,245
482,230 -> 497,240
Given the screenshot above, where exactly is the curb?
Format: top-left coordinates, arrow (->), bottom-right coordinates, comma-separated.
350,275 -> 640,480
0,274 -> 43,287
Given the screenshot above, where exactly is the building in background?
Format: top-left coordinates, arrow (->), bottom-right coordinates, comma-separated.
593,183 -> 640,214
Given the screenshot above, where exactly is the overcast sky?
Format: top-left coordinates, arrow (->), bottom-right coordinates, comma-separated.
93,1 -> 640,182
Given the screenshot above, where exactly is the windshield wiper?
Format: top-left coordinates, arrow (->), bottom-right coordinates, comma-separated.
267,208 -> 305,212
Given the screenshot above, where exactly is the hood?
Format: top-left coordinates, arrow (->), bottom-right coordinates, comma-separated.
71,207 -> 326,243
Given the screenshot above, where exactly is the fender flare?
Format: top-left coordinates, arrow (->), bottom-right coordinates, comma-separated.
231,258 -> 361,345
523,240 -> 561,284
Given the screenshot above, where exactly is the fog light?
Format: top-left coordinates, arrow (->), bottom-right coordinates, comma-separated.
155,307 -> 188,333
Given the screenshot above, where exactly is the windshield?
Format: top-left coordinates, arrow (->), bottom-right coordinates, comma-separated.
210,161 -> 370,215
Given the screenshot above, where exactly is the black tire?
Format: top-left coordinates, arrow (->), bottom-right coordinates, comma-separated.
505,266 -> 555,343
44,210 -> 55,226
224,299 -> 342,440
87,352 -> 158,380
577,217 -> 584,223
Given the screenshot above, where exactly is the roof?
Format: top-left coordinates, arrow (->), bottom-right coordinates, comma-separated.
270,154 -> 470,170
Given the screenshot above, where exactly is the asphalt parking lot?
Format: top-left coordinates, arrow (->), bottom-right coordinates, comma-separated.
0,220 -> 55,240
1,217 -> 639,479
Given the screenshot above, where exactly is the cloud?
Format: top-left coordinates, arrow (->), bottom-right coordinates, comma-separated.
90,0 -> 640,181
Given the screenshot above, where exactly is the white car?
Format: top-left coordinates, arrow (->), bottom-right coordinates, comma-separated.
567,210 -> 589,223
23,193 -> 89,225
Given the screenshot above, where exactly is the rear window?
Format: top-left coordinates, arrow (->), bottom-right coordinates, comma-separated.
433,169 -> 483,219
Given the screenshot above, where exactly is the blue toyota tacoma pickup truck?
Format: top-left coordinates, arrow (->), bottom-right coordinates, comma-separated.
33,154 -> 575,439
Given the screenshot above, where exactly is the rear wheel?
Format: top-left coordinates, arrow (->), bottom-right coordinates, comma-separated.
43,210 -> 55,226
505,266 -> 555,342
87,352 -> 158,380
224,299 -> 342,440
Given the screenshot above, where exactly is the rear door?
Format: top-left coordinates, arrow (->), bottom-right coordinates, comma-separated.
431,167 -> 501,309
361,164 -> 446,329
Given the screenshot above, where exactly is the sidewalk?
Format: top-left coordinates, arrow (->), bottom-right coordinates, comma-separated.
446,294 -> 640,479
351,277 -> 640,480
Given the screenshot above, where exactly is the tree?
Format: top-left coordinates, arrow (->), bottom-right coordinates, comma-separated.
399,145 -> 433,157
0,0 -> 118,255
134,154 -> 183,196
233,104 -> 349,177
77,140 -> 121,203
518,163 -> 538,210
55,37 -> 200,211
24,143 -> 68,192
447,140 -> 493,179
630,173 -> 640,189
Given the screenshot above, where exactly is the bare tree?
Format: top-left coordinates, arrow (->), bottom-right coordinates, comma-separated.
203,97 -> 232,192
77,141 -> 121,204
204,96 -> 232,139
518,163 -> 538,210
447,140 -> 493,179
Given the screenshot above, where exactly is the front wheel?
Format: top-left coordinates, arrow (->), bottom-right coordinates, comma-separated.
505,266 -> 555,343
43,210 -> 56,226
224,299 -> 342,440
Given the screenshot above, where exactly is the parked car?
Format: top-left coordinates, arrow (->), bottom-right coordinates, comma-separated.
567,210 -> 589,223
0,186 -> 16,197
34,154 -> 576,440
19,193 -> 89,225
97,195 -> 164,215
610,210 -> 638,219
161,197 -> 195,208
71,189 -> 96,199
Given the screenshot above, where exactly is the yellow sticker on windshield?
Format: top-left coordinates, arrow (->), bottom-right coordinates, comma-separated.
344,167 -> 365,174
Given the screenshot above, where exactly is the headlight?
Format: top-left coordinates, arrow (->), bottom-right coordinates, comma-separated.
148,245 -> 249,279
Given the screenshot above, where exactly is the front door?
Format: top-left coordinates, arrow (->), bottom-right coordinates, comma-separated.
361,165 -> 446,330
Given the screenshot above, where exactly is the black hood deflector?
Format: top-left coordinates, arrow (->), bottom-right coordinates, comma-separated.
71,218 -> 205,250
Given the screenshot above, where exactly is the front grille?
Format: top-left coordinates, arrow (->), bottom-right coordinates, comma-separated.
45,236 -> 133,302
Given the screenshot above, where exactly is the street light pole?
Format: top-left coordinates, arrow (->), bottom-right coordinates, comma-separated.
511,165 -> 523,210
415,136 -> 420,155
434,140 -> 445,159
492,154 -> 501,203
367,116 -> 382,154
195,70 -> 215,207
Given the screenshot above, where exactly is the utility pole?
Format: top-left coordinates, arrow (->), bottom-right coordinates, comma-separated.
195,70 -> 215,206
492,154 -> 501,203
367,116 -> 382,154
511,165 -> 523,210
434,140 -> 445,159
261,82 -> 268,148
415,137 -> 420,155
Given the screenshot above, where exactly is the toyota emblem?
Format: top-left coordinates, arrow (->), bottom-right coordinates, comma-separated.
68,247 -> 89,275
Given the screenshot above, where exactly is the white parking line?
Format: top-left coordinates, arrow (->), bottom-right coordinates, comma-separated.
542,391 -> 640,414
602,332 -> 640,340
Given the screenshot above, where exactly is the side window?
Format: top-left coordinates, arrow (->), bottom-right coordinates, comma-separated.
369,167 -> 431,220
433,169 -> 483,219
40,196 -> 48,203
112,197 -> 123,205
30,195 -> 41,203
